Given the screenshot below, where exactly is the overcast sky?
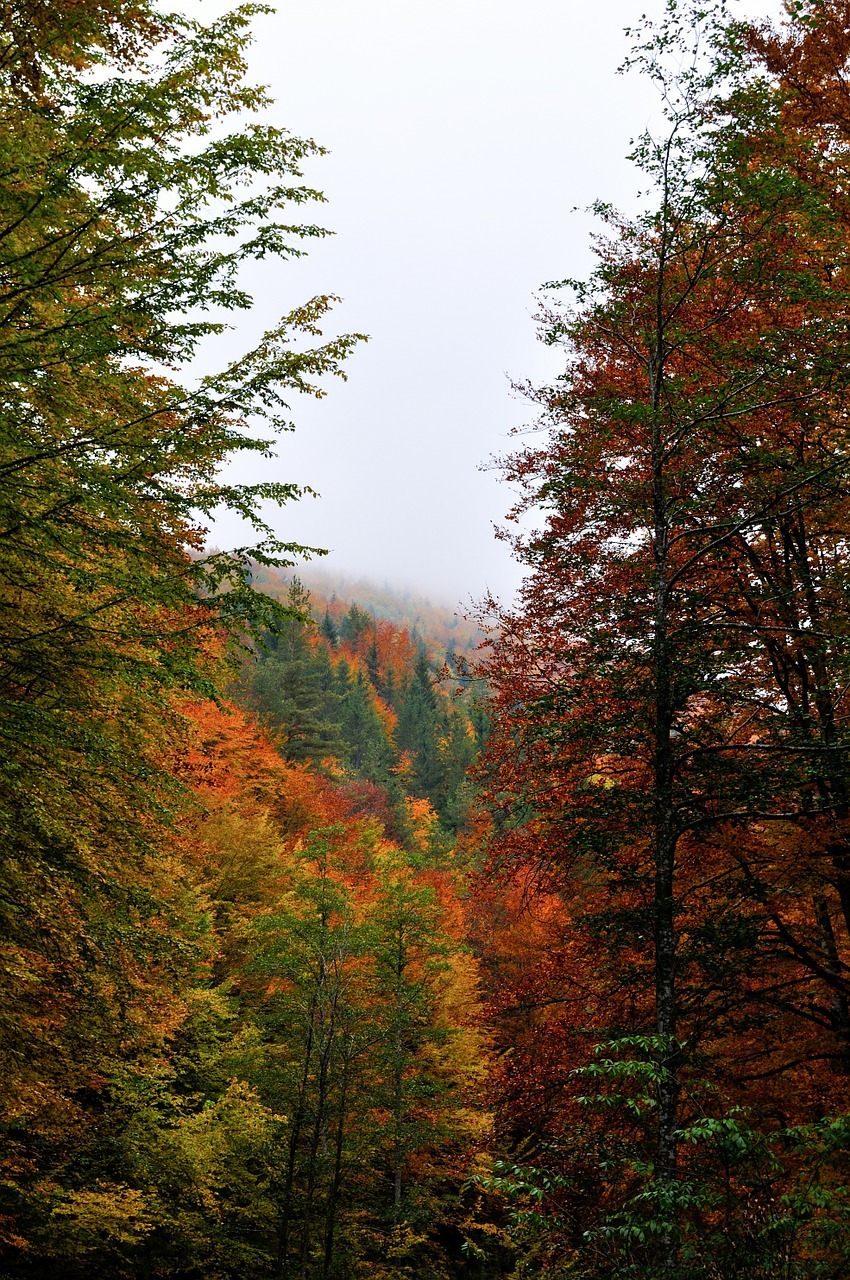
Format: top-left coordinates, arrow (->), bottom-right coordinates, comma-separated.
204,0 -> 781,608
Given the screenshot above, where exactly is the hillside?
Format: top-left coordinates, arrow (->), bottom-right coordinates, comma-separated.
230,576 -> 490,844
247,563 -> 487,661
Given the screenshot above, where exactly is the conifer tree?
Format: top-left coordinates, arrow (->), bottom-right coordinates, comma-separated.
339,603 -> 373,647
237,584 -> 346,762
397,650 -> 445,811
320,609 -> 339,647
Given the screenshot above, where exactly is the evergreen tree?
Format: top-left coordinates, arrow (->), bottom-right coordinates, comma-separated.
384,666 -> 397,710
237,584 -> 345,763
396,651 -> 445,811
339,603 -> 372,647
439,706 -> 478,832
320,609 -> 339,647
339,671 -> 395,784
365,634 -> 381,691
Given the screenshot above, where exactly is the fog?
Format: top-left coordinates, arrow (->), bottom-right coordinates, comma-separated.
204,0 -> 782,608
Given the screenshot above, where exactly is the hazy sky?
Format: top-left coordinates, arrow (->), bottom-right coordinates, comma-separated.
205,0 -> 780,608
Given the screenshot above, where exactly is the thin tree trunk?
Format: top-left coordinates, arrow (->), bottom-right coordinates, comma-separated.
814,892 -> 850,1064
322,1057 -> 350,1279
652,517 -> 680,1258
791,508 -> 850,944
278,1001 -> 317,1276
649,193 -> 680,1267
393,1024 -> 403,1217
301,979 -> 339,1279
392,936 -> 407,1221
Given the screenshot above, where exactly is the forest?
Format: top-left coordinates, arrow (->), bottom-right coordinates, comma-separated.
4,0 -> 850,1276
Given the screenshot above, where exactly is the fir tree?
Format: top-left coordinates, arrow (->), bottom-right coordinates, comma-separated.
320,609 -> 339,647
396,651 -> 445,812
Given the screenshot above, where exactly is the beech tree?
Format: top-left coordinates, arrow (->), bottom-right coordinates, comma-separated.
0,0 -> 362,1236
480,2 -> 850,1273
0,0 -> 360,851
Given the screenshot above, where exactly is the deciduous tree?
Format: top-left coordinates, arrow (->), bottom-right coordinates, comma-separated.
479,2 -> 850,1272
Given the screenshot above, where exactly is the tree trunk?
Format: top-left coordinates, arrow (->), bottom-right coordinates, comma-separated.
650,243 -> 680,1265
653,529 -> 680,1264
322,1056 -> 350,1279
391,936 -> 407,1222
814,892 -> 850,1066
278,1001 -> 317,1276
393,1022 -> 404,1218
301,987 -> 338,1279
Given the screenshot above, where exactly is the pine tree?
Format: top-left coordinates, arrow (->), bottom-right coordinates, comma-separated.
396,651 -> 445,811
320,609 -> 339,647
237,584 -> 346,763
339,671 -> 395,786
338,604 -> 373,647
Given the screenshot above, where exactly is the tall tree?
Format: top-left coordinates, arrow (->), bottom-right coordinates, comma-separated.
237,583 -> 347,762
397,650 -> 445,811
479,2 -> 850,1272
0,0 -> 362,1254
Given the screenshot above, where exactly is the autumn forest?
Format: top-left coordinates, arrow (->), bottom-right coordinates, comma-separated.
6,1 -> 850,1276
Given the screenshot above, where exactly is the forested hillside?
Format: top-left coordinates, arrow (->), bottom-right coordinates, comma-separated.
249,566 -> 485,661
232,577 -> 487,841
6,1 -> 850,1278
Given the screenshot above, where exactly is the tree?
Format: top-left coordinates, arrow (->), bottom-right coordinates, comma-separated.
364,852 -> 490,1273
249,829 -> 365,1278
320,609 -> 340,647
0,0 -> 362,1257
479,2 -> 850,1272
237,583 -> 347,762
339,604 -> 374,648
246,831 -> 488,1279
397,651 -> 445,811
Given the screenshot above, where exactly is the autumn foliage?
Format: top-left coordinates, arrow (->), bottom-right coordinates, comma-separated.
10,1 -> 850,1279
470,3 -> 850,1277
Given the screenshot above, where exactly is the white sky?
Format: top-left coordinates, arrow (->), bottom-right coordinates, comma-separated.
204,0 -> 782,609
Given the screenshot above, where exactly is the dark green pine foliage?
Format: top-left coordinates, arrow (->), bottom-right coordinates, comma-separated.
384,667 -> 397,710
365,635 -> 381,691
236,584 -> 345,763
396,650 -> 446,813
338,603 -> 373,646
339,671 -> 393,781
236,592 -> 482,837
439,705 -> 478,832
336,668 -> 409,836
320,609 -> 339,647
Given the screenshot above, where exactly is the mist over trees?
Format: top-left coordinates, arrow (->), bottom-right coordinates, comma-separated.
5,1 -> 850,1278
